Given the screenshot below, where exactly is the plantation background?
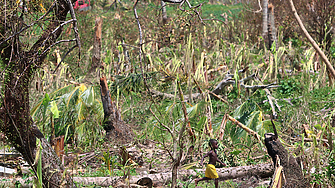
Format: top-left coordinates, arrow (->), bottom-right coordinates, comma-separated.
1,0 -> 335,187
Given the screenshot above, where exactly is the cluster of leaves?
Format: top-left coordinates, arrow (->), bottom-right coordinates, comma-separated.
277,77 -> 302,97
31,83 -> 103,148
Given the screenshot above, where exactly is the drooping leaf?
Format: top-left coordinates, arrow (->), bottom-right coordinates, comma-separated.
81,86 -> 95,106
79,83 -> 87,92
233,100 -> 257,121
41,93 -> 51,119
75,122 -> 86,142
64,124 -> 72,143
94,99 -> 104,121
228,100 -> 264,144
49,84 -> 75,98
245,111 -> 262,130
195,116 -> 207,132
31,100 -> 43,118
49,101 -> 59,118
75,99 -> 85,123
187,101 -> 206,118
245,111 -> 263,138
65,86 -> 80,107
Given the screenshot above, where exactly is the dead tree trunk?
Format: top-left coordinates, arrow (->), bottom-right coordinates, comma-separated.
262,0 -> 269,45
268,3 -> 277,50
0,0 -> 78,187
264,133 -> 309,187
89,16 -> 103,75
1,162 -> 274,187
161,1 -> 168,25
71,163 -> 274,186
99,76 -> 132,144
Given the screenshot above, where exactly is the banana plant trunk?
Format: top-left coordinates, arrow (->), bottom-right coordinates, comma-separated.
100,76 -> 121,132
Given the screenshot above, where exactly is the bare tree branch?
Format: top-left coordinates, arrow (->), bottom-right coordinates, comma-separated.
40,38 -> 77,56
151,71 -> 279,104
0,1 -> 56,46
162,0 -> 184,3
149,108 -> 173,136
289,0 -> 335,80
66,0 -> 81,58
52,44 -> 78,73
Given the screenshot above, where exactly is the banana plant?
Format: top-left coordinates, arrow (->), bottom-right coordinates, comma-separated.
31,83 -> 103,145
109,72 -> 158,96
226,100 -> 271,145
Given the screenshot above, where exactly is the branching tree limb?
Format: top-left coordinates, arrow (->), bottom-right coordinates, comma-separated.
0,0 -> 79,187
288,0 -> 335,81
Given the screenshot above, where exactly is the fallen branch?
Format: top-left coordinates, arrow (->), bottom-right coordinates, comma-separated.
264,88 -> 280,119
1,163 -> 273,187
291,137 -> 329,144
211,75 -> 235,95
150,89 -> 200,100
78,152 -> 100,165
152,72 -> 278,102
254,76 -> 281,119
227,115 -> 262,143
72,163 -> 273,186
209,73 -> 279,95
217,114 -> 228,140
209,91 -> 228,104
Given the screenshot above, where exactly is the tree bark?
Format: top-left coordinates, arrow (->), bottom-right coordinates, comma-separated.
0,1 -> 78,187
99,76 -> 133,144
171,160 -> 179,188
264,133 -> 309,187
262,0 -> 269,42
89,16 -> 103,74
161,1 -> 168,25
2,163 -> 274,187
268,3 -> 277,50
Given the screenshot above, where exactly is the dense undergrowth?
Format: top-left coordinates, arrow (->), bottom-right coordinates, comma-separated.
21,0 -> 335,187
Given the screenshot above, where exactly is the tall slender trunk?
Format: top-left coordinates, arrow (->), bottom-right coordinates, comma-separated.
268,3 -> 277,50
89,16 -> 103,75
262,0 -> 269,45
161,1 -> 168,24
